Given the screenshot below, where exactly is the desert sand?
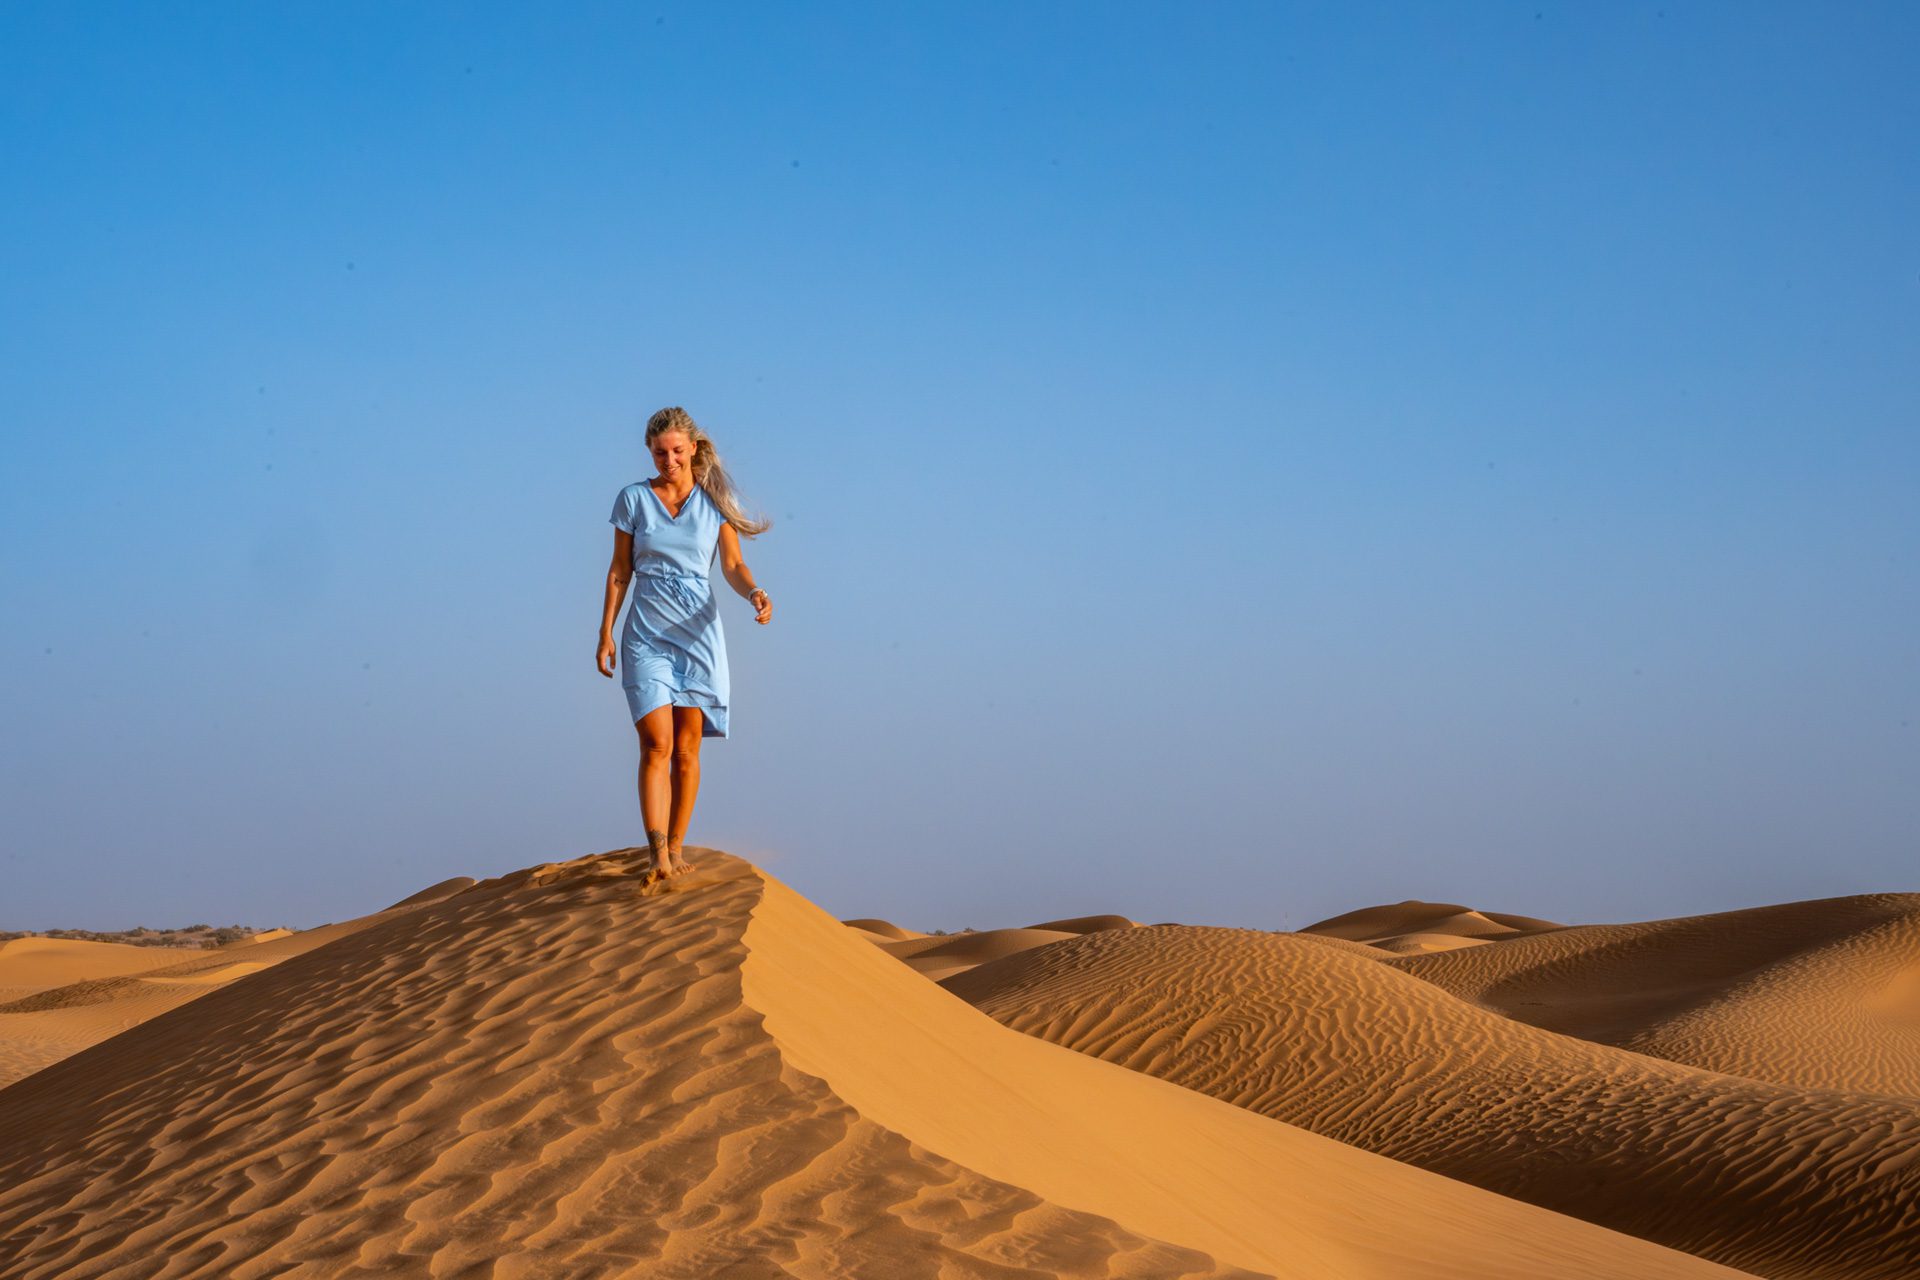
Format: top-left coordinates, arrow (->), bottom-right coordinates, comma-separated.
0,879 -> 478,1091
938,905 -> 1920,1279
0,851 -> 1748,1278
1376,894 -> 1920,1099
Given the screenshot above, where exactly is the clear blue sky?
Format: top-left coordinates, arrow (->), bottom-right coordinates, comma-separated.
3,2 -> 1914,934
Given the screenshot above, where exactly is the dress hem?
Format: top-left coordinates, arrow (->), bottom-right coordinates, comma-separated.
622,683 -> 728,738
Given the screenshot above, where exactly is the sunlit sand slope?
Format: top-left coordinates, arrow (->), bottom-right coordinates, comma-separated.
945,923 -> 1920,1280
0,851 -> 1740,1279
758,876 -> 1741,1279
1390,893 -> 1920,1099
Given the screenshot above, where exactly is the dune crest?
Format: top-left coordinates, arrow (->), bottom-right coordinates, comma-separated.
0,850 -> 1738,1278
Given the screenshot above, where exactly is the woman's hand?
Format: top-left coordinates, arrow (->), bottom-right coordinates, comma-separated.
596,635 -> 617,677
750,588 -> 772,625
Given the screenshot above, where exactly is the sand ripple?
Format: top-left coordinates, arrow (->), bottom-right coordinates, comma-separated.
0,852 -> 1243,1278
947,922 -> 1920,1280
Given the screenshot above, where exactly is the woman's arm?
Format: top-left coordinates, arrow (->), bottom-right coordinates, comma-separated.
717,523 -> 772,624
596,529 -> 634,676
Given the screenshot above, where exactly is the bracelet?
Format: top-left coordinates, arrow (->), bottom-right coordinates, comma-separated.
749,587 -> 769,599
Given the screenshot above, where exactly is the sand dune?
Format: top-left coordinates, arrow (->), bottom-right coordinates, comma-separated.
0,851 -> 1737,1279
945,921 -> 1920,1280
0,936 -> 204,1000
384,875 -> 478,910
0,896 -> 473,1089
0,938 -> 209,1085
1028,913 -> 1138,934
848,911 -> 1140,981
874,926 -> 1086,980
1390,893 -> 1920,1099
840,916 -> 921,940
1301,899 -> 1564,947
238,927 -> 295,945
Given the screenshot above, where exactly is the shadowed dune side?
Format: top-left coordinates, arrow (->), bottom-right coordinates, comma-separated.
840,916 -> 921,940
1301,900 -> 1564,949
1028,913 -> 1138,934
846,912 -> 1139,981
0,849 -> 1744,1280
945,923 -> 1920,1280
1392,894 -> 1920,1098
874,927 -> 1085,981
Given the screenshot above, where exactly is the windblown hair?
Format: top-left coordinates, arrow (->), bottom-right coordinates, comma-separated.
645,406 -> 771,538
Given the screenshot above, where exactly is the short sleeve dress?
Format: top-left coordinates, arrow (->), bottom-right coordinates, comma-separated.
609,481 -> 730,737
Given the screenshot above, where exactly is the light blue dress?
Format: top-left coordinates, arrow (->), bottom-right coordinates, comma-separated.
609,481 -> 730,737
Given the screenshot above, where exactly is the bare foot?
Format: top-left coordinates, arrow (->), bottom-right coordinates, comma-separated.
667,846 -> 696,875
644,829 -> 679,880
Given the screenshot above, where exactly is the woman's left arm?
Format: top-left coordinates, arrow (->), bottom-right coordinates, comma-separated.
717,523 -> 772,624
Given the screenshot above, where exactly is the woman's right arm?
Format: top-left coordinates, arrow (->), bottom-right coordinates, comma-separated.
597,529 -> 634,677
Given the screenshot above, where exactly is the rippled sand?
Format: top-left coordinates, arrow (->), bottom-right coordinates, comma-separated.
0,852 -> 1736,1279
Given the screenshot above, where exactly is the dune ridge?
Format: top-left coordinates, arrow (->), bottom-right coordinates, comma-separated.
1389,893 -> 1920,1098
945,920 -> 1920,1280
0,850 -> 1740,1278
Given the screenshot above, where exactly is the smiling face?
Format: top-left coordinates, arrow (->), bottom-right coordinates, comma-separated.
649,429 -> 695,484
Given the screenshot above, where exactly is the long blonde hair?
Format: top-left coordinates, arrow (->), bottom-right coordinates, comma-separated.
645,406 -> 771,537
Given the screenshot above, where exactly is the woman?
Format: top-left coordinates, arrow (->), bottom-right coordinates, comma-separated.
596,406 -> 772,884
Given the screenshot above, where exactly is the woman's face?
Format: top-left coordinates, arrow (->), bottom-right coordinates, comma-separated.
650,430 -> 694,482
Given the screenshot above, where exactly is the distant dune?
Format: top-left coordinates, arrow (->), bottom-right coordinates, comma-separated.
1387,893 -> 1920,1099
850,912 -> 1140,981
1300,898 -> 1566,955
0,852 -> 1736,1279
943,915 -> 1920,1280
0,899 -> 473,1089
0,936 -> 206,1084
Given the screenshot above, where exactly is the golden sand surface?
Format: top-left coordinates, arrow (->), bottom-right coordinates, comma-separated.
0,879 -> 478,1091
1385,894 -> 1920,1099
942,911 -> 1920,1280
0,851 -> 1742,1279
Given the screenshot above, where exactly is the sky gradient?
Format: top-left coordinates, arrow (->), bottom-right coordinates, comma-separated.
3,2 -> 1915,935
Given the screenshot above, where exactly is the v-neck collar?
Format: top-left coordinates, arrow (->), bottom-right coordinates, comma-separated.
644,480 -> 697,523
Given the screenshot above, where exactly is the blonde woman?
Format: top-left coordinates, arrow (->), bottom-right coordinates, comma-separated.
597,407 -> 772,883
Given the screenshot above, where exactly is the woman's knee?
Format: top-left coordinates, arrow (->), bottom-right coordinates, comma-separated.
635,707 -> 675,758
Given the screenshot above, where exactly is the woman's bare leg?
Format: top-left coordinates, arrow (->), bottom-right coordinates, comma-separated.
636,706 -> 676,875
667,707 -> 704,872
